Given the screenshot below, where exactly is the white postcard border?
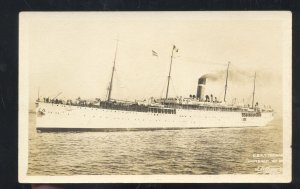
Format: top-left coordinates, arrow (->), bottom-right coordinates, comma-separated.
18,11 -> 292,183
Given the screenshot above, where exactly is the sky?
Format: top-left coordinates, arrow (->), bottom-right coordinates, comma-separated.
20,12 -> 290,112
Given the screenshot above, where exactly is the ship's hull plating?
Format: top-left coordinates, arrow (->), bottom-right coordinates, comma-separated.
36,102 -> 274,132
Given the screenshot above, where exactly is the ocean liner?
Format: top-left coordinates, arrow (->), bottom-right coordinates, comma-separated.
35,43 -> 274,132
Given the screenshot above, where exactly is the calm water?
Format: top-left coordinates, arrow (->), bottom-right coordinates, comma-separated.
28,113 -> 282,175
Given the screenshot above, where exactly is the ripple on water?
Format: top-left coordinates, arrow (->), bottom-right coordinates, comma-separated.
28,114 -> 283,175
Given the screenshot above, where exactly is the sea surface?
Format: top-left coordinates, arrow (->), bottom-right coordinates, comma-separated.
28,113 -> 283,175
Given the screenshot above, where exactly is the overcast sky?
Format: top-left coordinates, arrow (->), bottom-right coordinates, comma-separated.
20,12 -> 290,112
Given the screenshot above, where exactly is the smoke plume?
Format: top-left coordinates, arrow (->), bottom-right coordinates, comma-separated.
200,66 -> 272,84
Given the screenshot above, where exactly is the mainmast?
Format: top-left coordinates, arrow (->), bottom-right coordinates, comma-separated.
107,40 -> 119,102
251,72 -> 256,108
223,61 -> 230,102
165,45 -> 177,100
37,87 -> 40,101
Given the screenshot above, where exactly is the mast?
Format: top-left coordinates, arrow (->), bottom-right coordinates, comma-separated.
223,61 -> 230,102
107,40 -> 119,102
37,87 -> 40,101
252,72 -> 256,108
165,45 -> 177,100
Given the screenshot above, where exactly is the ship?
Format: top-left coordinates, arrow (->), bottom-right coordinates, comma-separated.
35,43 -> 274,132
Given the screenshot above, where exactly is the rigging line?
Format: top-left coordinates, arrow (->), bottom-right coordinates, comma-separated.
160,79 -> 167,99
217,90 -> 223,101
48,91 -> 61,99
177,56 -> 227,66
115,38 -> 161,56
170,77 -> 178,97
116,37 -> 164,48
229,64 -> 255,79
149,77 -> 165,97
114,70 -> 122,95
105,82 -> 110,100
117,38 -> 218,64
245,94 -> 252,105
110,37 -> 228,68
114,69 -> 121,87
114,70 -> 129,100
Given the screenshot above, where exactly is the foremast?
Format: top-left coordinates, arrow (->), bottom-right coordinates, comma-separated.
165,45 -> 178,100
107,40 -> 119,102
251,72 -> 256,108
223,61 -> 230,102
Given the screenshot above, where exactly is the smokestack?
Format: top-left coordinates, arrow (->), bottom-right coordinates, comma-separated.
196,77 -> 206,100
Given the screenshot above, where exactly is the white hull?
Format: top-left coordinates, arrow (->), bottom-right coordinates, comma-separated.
36,102 -> 274,132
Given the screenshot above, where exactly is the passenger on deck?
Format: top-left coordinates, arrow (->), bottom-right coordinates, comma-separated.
205,95 -> 210,102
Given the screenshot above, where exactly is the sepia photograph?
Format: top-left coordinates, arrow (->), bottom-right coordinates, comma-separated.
19,12 -> 291,183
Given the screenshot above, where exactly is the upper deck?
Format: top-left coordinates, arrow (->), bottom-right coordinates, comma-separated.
38,97 -> 272,115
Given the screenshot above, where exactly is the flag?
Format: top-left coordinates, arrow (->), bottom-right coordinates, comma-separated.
173,45 -> 179,52
152,50 -> 158,57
